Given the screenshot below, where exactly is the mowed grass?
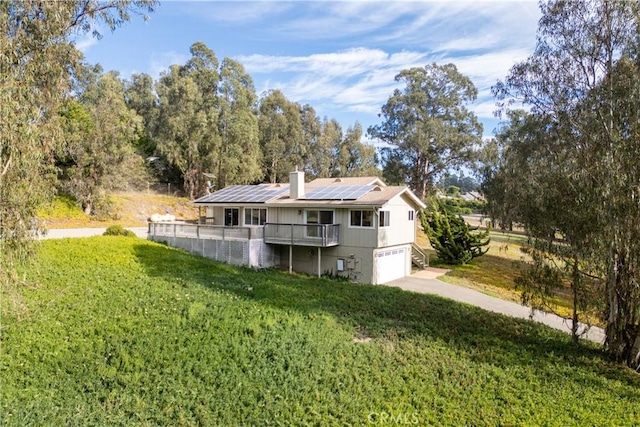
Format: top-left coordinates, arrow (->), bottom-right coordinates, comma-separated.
2,238 -> 639,426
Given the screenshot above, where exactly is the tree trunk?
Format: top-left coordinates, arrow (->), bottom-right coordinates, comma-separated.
571,260 -> 580,345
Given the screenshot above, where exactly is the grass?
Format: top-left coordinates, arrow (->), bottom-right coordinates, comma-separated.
418,228 -> 583,320
2,237 -> 639,425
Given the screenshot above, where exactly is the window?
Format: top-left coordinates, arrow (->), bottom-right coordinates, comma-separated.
306,210 -> 333,237
306,210 -> 333,224
224,208 -> 239,226
350,210 -> 374,227
380,210 -> 390,227
408,210 -> 415,221
244,208 -> 267,226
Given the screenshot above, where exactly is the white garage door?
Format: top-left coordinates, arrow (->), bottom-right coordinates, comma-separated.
376,247 -> 407,284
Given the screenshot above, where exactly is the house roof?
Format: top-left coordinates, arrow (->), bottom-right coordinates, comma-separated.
306,176 -> 385,188
192,175 -> 426,210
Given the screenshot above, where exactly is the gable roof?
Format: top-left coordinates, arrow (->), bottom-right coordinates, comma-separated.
192,175 -> 426,210
306,176 -> 385,188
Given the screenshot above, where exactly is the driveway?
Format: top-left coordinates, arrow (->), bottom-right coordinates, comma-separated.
387,268 -> 605,344
39,227 -> 148,239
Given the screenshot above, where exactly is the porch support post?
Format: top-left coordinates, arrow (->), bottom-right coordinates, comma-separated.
317,247 -> 321,278
289,245 -> 293,274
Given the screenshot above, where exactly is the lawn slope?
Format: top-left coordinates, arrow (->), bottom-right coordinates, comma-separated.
1,237 -> 638,425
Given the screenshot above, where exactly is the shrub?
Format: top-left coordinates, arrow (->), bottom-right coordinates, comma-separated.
103,225 -> 136,237
421,201 -> 490,265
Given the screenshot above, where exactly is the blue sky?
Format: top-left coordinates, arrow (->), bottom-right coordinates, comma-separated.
78,1 -> 541,140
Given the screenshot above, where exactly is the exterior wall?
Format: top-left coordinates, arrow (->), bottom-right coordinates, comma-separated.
205,207 -> 225,225
268,207 -> 301,224
339,209 -> 378,249
377,195 -> 417,248
279,244 -> 375,284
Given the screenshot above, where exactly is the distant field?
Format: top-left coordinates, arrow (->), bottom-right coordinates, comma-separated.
416,225 -> 585,321
2,237 -> 638,425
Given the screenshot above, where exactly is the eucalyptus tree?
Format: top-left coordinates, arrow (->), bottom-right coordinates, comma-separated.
1,0 -> 156,276
258,90 -> 305,183
60,68 -> 143,215
300,105 -> 325,178
333,123 -> 378,177
125,72 -> 159,157
155,43 -> 221,199
494,0 -> 640,367
368,63 -> 483,200
309,117 -> 340,179
485,110 -> 602,343
380,148 -> 409,186
215,58 -> 262,189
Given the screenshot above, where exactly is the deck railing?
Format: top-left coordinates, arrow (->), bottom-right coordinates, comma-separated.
148,222 -> 341,247
148,222 -> 260,241
263,223 -> 340,247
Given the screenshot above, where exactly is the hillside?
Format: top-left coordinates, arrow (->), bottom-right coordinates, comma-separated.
2,237 -> 638,425
38,192 -> 199,229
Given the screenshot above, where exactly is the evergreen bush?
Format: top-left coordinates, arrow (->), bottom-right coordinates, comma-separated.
422,201 -> 490,265
103,225 -> 136,237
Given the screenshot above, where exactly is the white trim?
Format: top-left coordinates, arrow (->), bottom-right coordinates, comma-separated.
304,209 -> 335,225
348,209 -> 375,229
379,210 -> 390,227
243,207 -> 267,226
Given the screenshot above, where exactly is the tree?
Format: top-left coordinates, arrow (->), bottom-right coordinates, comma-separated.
380,147 -> 409,186
125,72 -> 159,157
155,43 -> 221,199
216,58 -> 262,189
368,63 -> 483,200
310,117 -> 341,179
333,123 -> 379,177
258,90 -> 304,183
493,0 -> 640,367
1,0 -> 155,278
60,69 -> 143,214
421,201 -> 490,265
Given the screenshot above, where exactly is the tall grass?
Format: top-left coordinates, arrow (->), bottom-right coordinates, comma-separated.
1,238 -> 638,425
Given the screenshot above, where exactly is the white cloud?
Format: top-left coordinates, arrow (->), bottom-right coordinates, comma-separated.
74,34 -> 98,52
148,51 -> 190,78
71,23 -> 103,53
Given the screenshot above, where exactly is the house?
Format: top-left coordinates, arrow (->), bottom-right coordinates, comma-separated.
147,170 -> 427,284
460,191 -> 485,202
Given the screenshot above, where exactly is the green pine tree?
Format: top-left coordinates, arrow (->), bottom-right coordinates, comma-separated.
422,201 -> 490,265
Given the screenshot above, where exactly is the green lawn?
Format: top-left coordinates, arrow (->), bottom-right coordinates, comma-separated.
2,237 -> 639,425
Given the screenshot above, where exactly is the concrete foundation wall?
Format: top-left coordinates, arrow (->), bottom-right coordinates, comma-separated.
148,235 -> 279,268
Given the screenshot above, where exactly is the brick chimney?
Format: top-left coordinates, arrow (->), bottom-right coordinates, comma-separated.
289,167 -> 305,199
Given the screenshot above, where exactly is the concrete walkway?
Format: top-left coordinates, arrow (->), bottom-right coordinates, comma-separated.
39,227 -> 148,239
387,268 -> 605,344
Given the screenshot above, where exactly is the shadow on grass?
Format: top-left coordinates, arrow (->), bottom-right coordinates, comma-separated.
133,242 -> 640,389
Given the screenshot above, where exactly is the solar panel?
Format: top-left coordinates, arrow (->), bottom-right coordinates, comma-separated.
302,185 -> 376,200
194,184 -> 289,203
